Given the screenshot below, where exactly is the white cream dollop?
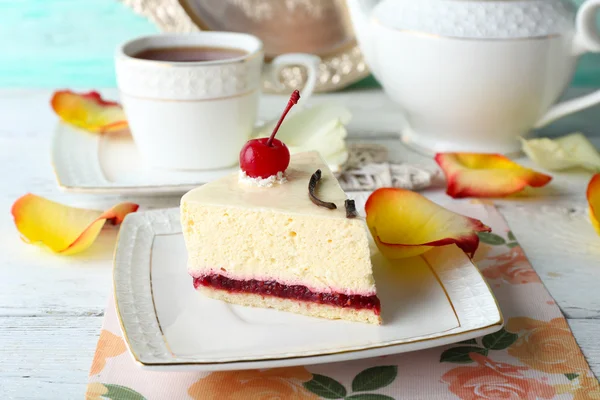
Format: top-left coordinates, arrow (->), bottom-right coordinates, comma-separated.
238,170 -> 288,188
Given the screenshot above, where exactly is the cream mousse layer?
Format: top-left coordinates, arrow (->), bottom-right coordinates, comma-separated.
181,152 -> 376,296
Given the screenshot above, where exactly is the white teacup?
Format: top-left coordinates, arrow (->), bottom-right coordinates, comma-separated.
116,33 -> 320,170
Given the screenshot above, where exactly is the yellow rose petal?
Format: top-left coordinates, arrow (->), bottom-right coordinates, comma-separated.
51,90 -> 128,133
587,174 -> 600,235
365,188 -> 491,259
521,133 -> 600,172
435,153 -> 552,198
11,194 -> 138,255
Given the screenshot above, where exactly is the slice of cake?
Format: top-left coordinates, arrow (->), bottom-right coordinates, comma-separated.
181,90 -> 380,324
181,151 -> 381,324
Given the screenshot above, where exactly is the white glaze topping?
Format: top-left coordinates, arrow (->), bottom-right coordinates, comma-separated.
182,152 -> 350,218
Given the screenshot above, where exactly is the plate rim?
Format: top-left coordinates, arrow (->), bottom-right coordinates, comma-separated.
113,200 -> 503,370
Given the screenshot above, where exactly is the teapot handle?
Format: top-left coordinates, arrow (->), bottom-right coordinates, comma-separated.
535,0 -> 600,128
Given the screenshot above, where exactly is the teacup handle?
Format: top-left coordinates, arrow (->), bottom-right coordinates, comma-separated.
535,0 -> 600,128
266,53 -> 321,104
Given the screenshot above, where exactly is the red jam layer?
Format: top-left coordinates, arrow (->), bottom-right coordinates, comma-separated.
194,274 -> 381,314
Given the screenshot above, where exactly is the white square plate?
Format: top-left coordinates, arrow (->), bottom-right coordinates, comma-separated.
113,193 -> 502,371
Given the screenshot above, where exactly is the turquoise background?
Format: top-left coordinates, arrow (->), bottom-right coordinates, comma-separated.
2,0 -> 599,88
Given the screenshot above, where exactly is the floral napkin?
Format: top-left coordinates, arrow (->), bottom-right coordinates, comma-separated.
87,202 -> 599,400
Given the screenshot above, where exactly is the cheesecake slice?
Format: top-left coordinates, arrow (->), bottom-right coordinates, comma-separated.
181,151 -> 381,324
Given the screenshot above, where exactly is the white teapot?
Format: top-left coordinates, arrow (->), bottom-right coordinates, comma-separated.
347,0 -> 600,154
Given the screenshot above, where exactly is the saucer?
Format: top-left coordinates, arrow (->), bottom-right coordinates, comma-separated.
52,123 -> 240,195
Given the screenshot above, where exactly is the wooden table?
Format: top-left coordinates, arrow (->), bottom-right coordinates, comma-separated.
1,88 -> 599,399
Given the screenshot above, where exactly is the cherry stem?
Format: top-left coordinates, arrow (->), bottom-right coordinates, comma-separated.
266,90 -> 300,147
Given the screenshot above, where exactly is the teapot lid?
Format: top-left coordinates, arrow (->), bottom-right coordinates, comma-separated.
372,0 -> 576,39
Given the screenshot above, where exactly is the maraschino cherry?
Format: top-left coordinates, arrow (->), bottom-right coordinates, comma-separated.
239,90 -> 300,179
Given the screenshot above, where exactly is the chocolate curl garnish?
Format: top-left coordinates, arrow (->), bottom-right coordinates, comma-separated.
309,169 -> 337,210
345,199 -> 358,219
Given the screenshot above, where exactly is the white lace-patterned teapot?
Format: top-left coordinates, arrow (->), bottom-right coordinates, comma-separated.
347,0 -> 600,153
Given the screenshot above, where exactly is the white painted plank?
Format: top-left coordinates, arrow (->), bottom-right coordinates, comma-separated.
0,316 -> 103,400
569,319 -> 600,377
501,205 -> 600,319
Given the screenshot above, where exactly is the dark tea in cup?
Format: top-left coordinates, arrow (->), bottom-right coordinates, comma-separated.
132,46 -> 248,62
